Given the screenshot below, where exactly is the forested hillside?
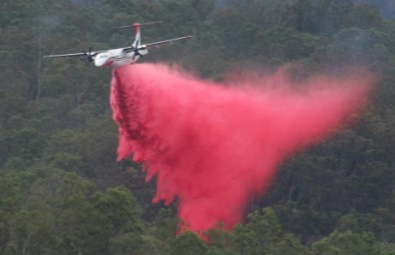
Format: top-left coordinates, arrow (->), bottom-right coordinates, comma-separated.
354,0 -> 395,18
1,0 -> 395,254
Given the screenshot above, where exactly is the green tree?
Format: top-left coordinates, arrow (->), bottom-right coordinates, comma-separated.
170,231 -> 211,255
312,231 -> 382,255
233,208 -> 310,255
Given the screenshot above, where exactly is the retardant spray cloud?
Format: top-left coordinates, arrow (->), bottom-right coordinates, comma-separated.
110,63 -> 373,235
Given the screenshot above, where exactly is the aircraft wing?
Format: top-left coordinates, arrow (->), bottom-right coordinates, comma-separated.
144,36 -> 192,49
44,53 -> 86,58
44,50 -> 105,58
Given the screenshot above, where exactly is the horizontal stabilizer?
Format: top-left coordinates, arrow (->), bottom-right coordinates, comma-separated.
115,21 -> 163,29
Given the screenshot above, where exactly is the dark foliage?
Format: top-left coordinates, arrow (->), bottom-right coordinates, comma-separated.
1,0 -> 395,254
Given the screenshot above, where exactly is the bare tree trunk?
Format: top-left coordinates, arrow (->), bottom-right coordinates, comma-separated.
35,35 -> 44,101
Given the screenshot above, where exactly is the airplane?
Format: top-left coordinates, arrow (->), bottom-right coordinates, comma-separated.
44,21 -> 192,68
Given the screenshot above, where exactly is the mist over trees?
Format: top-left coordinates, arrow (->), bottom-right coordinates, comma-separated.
354,0 -> 395,18
1,0 -> 395,254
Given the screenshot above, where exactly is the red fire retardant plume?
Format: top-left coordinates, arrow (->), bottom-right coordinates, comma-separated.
110,63 -> 373,235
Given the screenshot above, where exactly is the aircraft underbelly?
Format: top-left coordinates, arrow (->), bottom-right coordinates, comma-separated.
111,49 -> 149,67
113,57 -> 136,67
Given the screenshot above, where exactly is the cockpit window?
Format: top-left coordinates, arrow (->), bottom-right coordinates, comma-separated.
100,55 -> 108,58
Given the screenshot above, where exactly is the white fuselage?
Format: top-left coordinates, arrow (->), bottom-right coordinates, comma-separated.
44,22 -> 192,68
94,47 -> 148,67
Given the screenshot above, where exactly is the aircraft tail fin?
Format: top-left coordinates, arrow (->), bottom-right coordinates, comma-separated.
115,21 -> 162,48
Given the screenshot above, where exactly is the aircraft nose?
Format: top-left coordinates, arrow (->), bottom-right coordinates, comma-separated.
94,55 -> 106,67
94,59 -> 102,67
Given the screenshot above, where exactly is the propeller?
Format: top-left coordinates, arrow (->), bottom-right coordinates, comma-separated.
83,47 -> 96,62
129,43 -> 145,58
134,47 -> 144,58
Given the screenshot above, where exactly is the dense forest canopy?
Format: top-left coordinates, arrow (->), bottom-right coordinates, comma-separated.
1,0 -> 395,254
354,0 -> 395,18
217,0 -> 395,18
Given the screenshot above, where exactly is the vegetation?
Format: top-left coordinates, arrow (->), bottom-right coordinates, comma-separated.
1,0 -> 395,254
